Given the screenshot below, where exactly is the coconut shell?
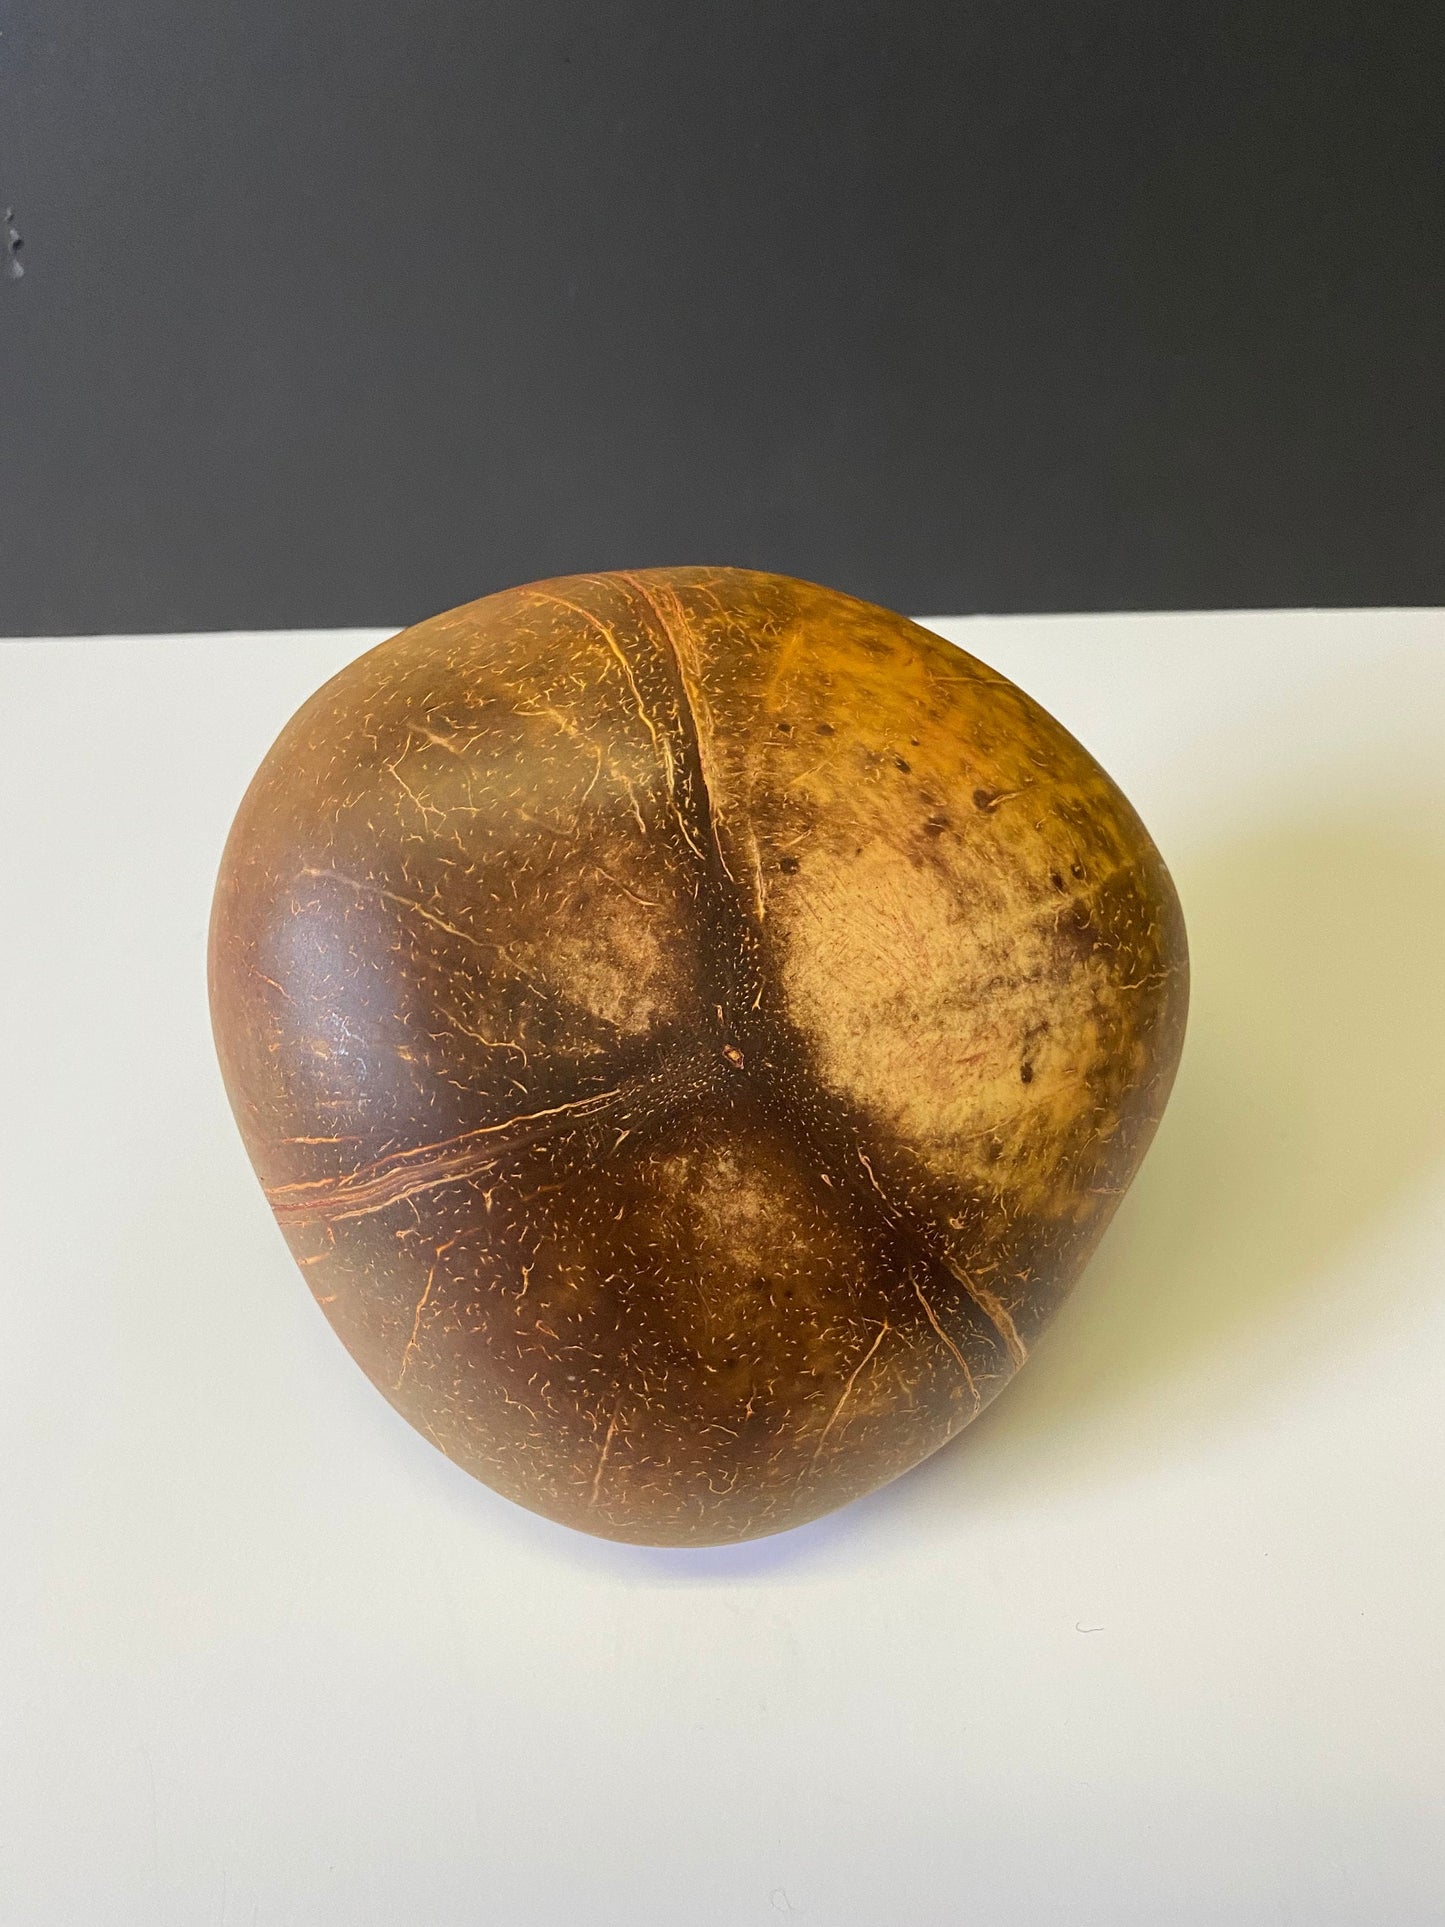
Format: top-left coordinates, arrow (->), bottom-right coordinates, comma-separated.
209,568 -> 1187,1544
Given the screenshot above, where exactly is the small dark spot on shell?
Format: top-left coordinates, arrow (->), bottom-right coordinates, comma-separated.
1049,870 -> 1066,892
775,720 -> 792,734
816,722 -> 835,736
973,788 -> 997,811
1059,898 -> 1099,960
894,756 -> 911,773
1020,1061 -> 1034,1084
909,737 -> 920,746
923,816 -> 949,837
778,855 -> 800,874
1071,861 -> 1086,879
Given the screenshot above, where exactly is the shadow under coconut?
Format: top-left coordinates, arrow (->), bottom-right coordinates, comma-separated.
894,800 -> 1445,1515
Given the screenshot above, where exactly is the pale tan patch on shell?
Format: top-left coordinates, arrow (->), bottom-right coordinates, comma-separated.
513,888 -> 692,1041
689,592 -> 1161,1220
686,1143 -> 798,1272
779,838 -> 1118,1212
642,1131 -> 876,1403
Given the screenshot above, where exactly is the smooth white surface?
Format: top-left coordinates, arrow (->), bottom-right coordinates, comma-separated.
3,609 -> 1444,1926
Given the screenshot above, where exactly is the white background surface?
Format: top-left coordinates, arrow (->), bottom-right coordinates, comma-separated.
3,609 -> 1444,1926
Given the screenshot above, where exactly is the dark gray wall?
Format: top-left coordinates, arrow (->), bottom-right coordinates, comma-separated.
2,2 -> 1442,634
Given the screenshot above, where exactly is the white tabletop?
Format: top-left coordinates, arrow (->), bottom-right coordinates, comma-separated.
4,608 -> 1443,1926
